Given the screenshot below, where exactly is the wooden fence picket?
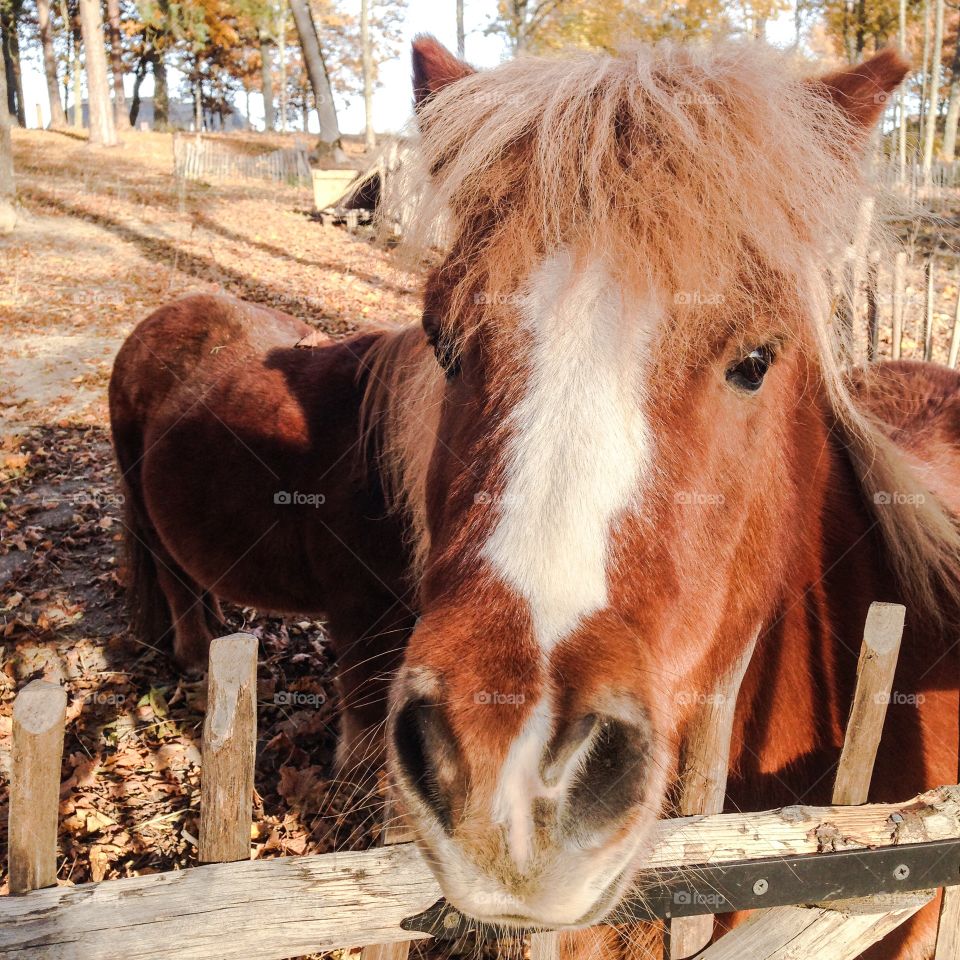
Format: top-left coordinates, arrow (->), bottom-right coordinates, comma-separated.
669,630 -> 759,960
892,251 -> 907,361
832,602 -> 905,806
198,633 -> 258,864
360,797 -> 417,960
0,604 -> 956,960
949,281 -> 960,369
172,137 -> 312,188
697,602 -> 909,960
8,680 -> 67,894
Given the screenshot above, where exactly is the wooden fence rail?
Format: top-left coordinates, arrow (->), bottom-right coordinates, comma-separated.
4,786 -> 960,959
3,606 -> 960,960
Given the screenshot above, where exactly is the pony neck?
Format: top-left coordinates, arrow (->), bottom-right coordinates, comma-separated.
725,411 -> 895,810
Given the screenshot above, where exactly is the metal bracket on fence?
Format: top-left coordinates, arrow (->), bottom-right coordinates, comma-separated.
400,838 -> 960,941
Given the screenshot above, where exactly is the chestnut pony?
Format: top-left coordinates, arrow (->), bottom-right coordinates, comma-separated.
110,39 -> 960,957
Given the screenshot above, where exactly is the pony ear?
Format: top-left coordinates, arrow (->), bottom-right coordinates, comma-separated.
813,48 -> 910,132
412,35 -> 475,112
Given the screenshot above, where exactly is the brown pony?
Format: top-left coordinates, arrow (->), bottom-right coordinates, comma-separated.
383,38 -> 960,959
108,298 -> 417,771
110,38 -> 960,959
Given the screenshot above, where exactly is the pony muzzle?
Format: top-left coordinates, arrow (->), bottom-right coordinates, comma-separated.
387,670 -> 659,927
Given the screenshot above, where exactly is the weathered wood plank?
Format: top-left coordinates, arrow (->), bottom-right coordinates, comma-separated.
199,634 -> 258,864
892,250 -> 907,361
360,797 -> 416,960
698,896 -> 931,960
937,887 -> 960,959
949,277 -> 960,368
833,603 -> 905,806
3,788 -> 960,959
669,631 -> 758,960
8,680 -> 67,894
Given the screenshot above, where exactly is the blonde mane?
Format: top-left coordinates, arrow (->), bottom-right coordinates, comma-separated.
360,326 -> 444,574
369,39 -> 960,618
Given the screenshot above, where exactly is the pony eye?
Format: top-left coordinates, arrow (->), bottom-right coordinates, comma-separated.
726,345 -> 775,392
427,333 -> 461,380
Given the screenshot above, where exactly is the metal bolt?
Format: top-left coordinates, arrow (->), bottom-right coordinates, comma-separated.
753,878 -> 769,895
442,910 -> 460,930
894,864 -> 910,881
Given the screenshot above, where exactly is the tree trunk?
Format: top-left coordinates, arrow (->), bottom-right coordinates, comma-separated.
941,31 -> 960,160
129,51 -> 147,126
37,0 -> 66,126
1,17 -> 17,121
0,37 -> 14,233
1,2 -> 26,127
105,0 -> 128,127
897,0 -> 907,179
261,38 -> 275,131
854,0 -> 867,59
71,24 -> 82,127
152,50 -> 168,128
79,0 -> 118,145
288,0 -> 342,159
361,0 -> 375,150
919,0 -> 931,154
277,9 -> 287,133
299,69 -> 307,131
456,0 -> 464,58
194,74 -> 202,132
922,0 -> 945,186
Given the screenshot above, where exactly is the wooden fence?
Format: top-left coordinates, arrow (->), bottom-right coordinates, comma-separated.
173,134 -> 312,187
2,608 -> 960,960
842,246 -> 960,369
877,160 -> 960,213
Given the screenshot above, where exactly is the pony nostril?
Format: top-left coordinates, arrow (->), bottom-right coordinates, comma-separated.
391,697 -> 463,831
561,713 -> 651,834
540,713 -> 601,787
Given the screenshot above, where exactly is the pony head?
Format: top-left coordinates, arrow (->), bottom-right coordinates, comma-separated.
383,38 -> 909,927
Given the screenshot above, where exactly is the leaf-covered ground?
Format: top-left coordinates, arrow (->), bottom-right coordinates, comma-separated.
1,128 -> 959,960
0,129 -> 424,957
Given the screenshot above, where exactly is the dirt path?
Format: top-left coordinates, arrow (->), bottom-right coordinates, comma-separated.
0,131 -> 422,927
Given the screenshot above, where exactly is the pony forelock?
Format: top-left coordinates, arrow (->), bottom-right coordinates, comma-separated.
372,40 -> 960,620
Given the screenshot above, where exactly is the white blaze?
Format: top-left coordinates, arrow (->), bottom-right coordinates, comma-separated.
481,250 -> 660,651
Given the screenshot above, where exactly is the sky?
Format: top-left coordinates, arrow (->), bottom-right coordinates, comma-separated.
19,0 -> 798,135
